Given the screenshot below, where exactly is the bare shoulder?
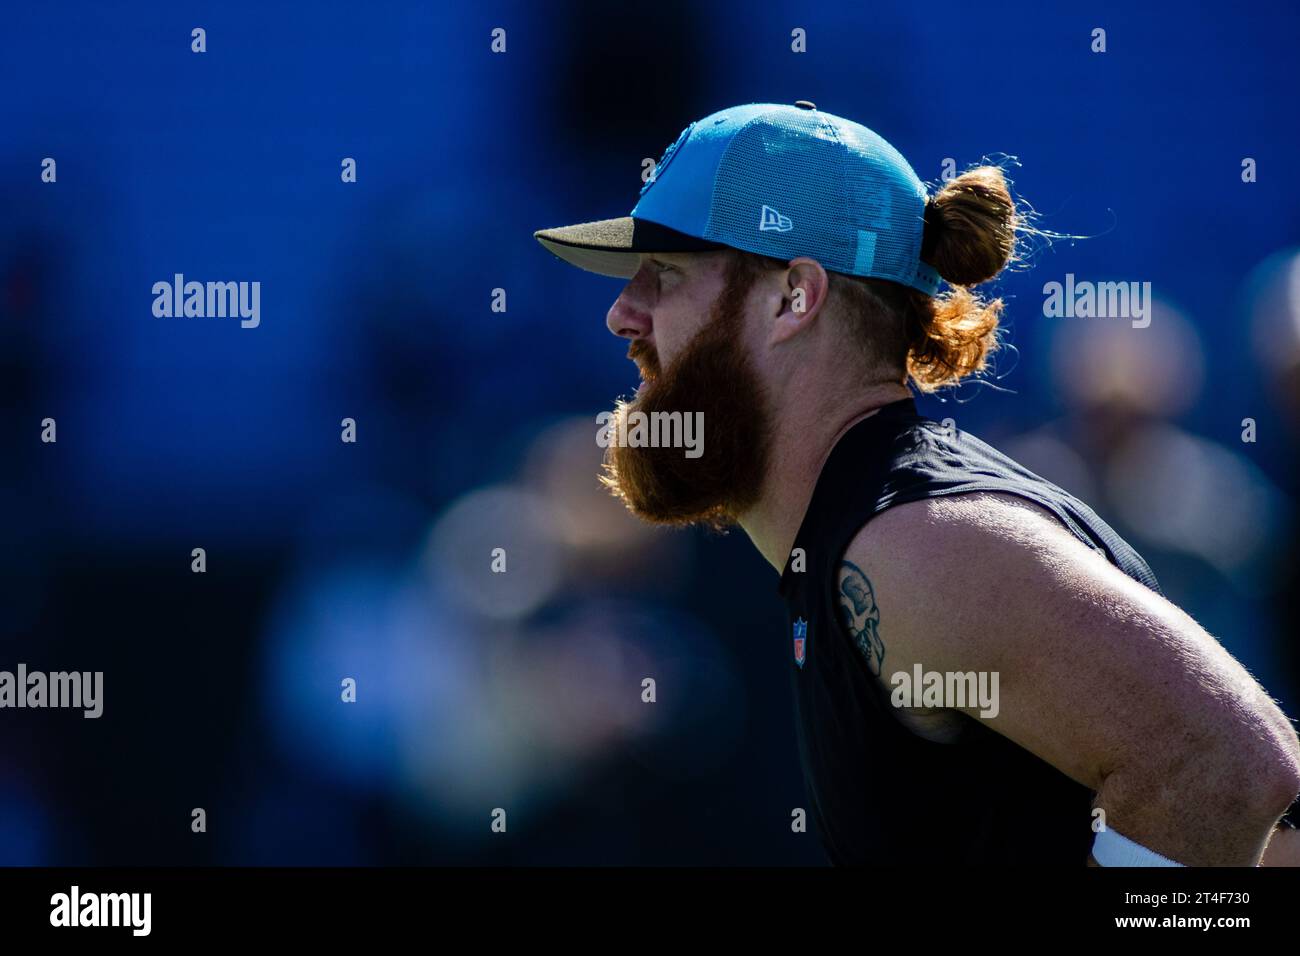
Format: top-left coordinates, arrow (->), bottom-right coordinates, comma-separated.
835,491 -> 1104,740
843,490 -> 1110,594
838,490 -> 1123,663
854,490 -> 1085,554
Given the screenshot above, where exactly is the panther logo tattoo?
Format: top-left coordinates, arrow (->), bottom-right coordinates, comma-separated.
839,560 -> 885,677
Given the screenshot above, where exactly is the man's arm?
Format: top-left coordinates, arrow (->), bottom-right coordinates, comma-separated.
840,491 -> 1300,866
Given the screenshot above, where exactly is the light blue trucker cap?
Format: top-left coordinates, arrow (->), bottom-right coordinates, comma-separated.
534,101 -> 942,296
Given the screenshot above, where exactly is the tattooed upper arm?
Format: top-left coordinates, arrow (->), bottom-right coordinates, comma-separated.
838,492 -> 1300,865
838,559 -> 885,676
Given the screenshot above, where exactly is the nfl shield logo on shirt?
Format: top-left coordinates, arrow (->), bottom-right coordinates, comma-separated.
793,617 -> 808,668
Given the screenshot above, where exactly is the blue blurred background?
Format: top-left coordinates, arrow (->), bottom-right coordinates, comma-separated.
1,0 -> 1297,864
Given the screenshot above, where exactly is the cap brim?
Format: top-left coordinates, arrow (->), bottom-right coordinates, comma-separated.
534,217 -> 724,279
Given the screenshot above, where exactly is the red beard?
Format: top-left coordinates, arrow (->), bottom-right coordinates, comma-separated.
601,256 -> 773,529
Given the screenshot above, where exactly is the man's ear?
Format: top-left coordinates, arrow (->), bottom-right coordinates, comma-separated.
770,257 -> 830,345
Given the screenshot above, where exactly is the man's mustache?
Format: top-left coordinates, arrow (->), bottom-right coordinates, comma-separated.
627,340 -> 661,380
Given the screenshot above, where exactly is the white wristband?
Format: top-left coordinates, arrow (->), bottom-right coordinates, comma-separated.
1092,827 -> 1184,867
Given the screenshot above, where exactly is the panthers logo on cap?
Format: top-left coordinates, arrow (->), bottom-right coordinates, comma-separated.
638,121 -> 695,198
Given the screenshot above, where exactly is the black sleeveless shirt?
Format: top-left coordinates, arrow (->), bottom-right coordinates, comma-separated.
777,396 -> 1165,865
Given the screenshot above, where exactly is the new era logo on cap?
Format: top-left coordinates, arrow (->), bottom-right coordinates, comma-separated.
759,205 -> 793,233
